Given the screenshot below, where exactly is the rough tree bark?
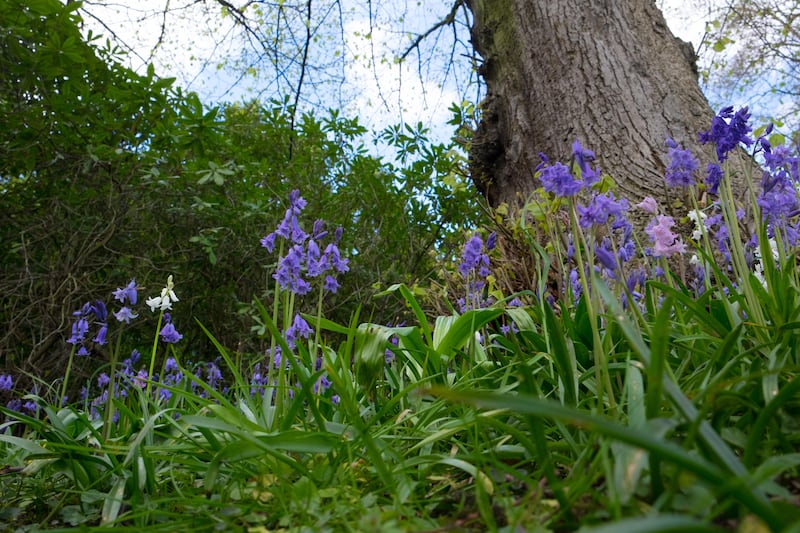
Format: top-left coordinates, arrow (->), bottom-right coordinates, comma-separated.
465,0 -> 748,212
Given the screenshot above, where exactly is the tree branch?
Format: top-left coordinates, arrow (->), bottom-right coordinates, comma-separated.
399,0 -> 463,62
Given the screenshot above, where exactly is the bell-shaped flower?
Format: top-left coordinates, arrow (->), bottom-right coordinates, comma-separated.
146,275 -> 179,312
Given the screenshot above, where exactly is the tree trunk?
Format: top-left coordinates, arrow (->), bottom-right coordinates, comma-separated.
465,0 -> 741,212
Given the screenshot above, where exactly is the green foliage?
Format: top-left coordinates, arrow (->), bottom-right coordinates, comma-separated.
2,2 -> 800,532
0,1 -> 481,382
4,262 -> 799,530
703,0 -> 800,135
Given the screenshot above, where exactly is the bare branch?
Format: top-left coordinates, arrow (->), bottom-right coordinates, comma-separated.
399,0 -> 463,62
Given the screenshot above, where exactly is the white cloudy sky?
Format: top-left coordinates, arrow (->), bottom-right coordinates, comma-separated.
78,1 -> 730,142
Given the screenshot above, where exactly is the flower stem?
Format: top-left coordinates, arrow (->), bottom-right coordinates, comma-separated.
146,310 -> 164,399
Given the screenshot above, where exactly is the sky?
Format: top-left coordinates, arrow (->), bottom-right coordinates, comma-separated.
76,1 -> 741,145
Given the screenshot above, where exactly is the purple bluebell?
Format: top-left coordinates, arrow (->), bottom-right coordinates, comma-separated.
486,232 -> 497,251
262,190 -> 309,250
458,233 -> 495,311
113,306 -> 138,323
459,234 -> 485,277
705,163 -> 724,195
626,269 -> 646,299
758,175 -> 798,221
324,241 -> 349,273
540,161 -> 583,197
68,317 -> 90,345
289,216 -> 307,244
311,219 -> 328,240
113,280 -> 138,305
306,240 -> 327,277
6,399 -> 22,413
764,145 -> 798,176
288,189 -> 307,213
274,245 -> 312,295
92,300 -> 108,323
165,357 -> 179,373
385,336 -> 399,364
500,322 -> 519,335
578,192 -> 629,228
664,138 -> 698,188
705,212 -> 732,263
699,106 -> 753,162
572,139 -> 599,186
206,362 -> 223,389
97,373 -> 110,389
93,324 -> 108,346
160,316 -> 183,344
756,130 -> 772,155
68,300 -> 109,351
568,268 -> 582,303
285,314 -> 314,348
158,387 -> 172,402
323,275 -> 339,293
133,369 -> 149,389
314,375 -> 332,394
250,364 -> 270,396
125,349 -> 141,369
260,233 -> 277,252
269,346 -> 284,370
595,238 -> 618,273
0,374 -> 12,391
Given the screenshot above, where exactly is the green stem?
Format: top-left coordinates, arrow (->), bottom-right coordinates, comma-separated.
102,333 -> 122,441
146,310 -> 164,399
568,200 -> 616,414
313,281 -> 325,359
688,189 -> 713,294
59,345 -> 77,410
719,166 -> 766,330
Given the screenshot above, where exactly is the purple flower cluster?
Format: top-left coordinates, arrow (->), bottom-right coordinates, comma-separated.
699,105 -> 754,162
458,233 -> 493,278
664,138 -> 698,188
159,313 -> 183,344
578,192 -> 630,229
67,301 -> 108,356
261,190 -> 348,296
76,349 -> 225,420
758,144 -> 800,245
537,140 -> 600,197
577,187 -> 636,288
646,215 -> 686,258
540,162 -> 583,197
112,280 -> 139,323
705,163 -> 724,195
457,232 -> 496,312
285,313 -> 313,349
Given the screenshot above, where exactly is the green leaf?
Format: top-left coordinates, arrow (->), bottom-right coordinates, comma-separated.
433,308 -> 504,358
578,514 -> 728,532
542,301 -> 577,405
431,387 -> 782,529
354,323 -> 395,391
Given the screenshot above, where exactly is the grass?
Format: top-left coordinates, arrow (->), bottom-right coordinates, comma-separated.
1,110 -> 800,531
